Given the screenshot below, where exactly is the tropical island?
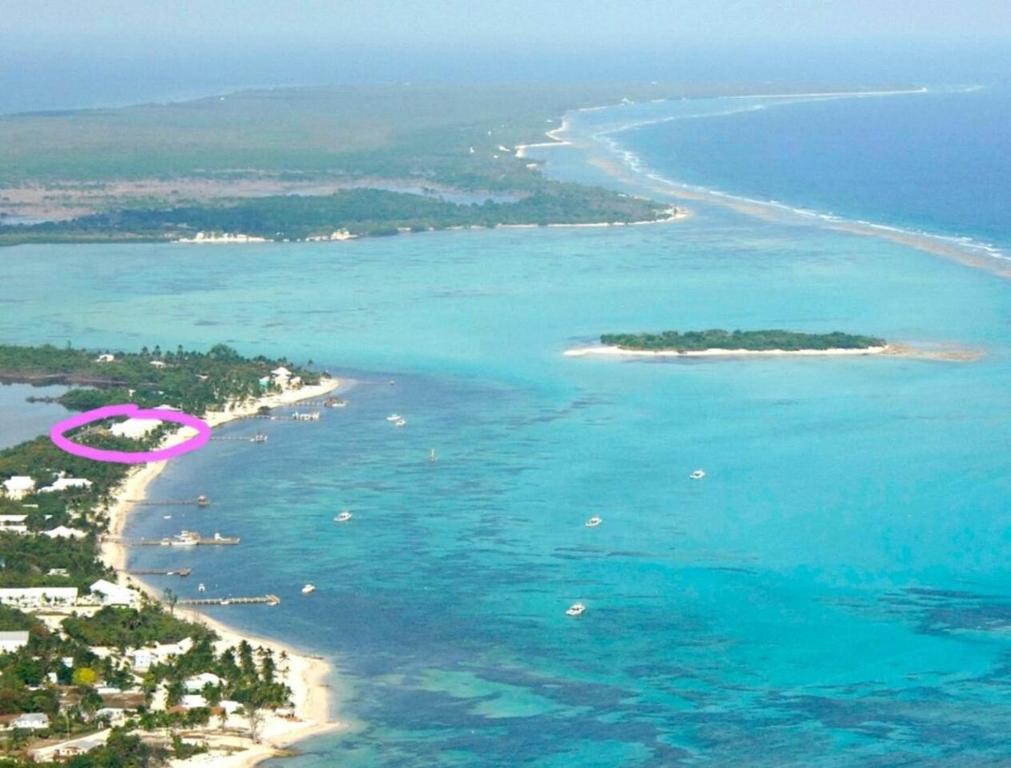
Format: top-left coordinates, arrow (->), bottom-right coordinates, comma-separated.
565,329 -> 890,358
0,343 -> 340,766
0,84 -> 700,246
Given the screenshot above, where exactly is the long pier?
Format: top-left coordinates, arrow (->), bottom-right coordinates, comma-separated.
126,495 -> 210,507
127,568 -> 192,577
178,594 -> 280,607
135,534 -> 240,546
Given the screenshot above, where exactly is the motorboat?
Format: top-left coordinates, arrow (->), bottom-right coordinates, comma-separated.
565,603 -> 586,617
585,516 -> 602,528
302,584 -> 316,594
690,469 -> 706,480
394,418 -> 407,427
386,413 -> 402,422
334,511 -> 353,523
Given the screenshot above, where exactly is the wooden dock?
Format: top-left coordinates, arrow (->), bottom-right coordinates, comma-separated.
127,568 -> 192,577
135,534 -> 240,546
178,594 -> 280,607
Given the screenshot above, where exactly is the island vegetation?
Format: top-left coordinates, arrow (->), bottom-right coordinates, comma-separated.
599,329 -> 887,352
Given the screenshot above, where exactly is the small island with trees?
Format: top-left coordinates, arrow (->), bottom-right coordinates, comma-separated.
565,329 -> 891,358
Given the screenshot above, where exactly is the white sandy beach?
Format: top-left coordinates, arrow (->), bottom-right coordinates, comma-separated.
564,344 -> 980,361
99,377 -> 344,767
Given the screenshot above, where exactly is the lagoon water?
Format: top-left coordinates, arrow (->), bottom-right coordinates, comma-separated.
3,91 -> 1011,765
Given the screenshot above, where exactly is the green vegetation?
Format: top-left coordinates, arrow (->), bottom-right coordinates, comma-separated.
0,343 -> 318,414
63,606 -> 212,649
600,329 -> 887,352
0,185 -> 668,245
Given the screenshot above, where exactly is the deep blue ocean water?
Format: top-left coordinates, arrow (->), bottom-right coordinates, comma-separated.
2,89 -> 1011,766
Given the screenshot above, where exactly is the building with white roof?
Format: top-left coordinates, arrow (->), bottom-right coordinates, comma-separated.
39,476 -> 93,494
89,579 -> 139,607
29,730 -> 109,762
0,515 -> 28,535
42,526 -> 88,540
131,637 -> 194,671
180,694 -> 208,709
0,631 -> 29,654
2,476 -> 35,500
0,587 -> 78,609
184,672 -> 223,692
13,713 -> 49,730
110,405 -> 179,439
95,354 -> 115,363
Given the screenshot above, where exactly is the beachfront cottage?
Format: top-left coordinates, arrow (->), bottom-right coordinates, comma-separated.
89,579 -> 139,607
0,631 -> 29,654
184,672 -> 222,692
42,526 -> 88,540
2,476 -> 35,500
149,360 -> 167,368
270,366 -> 293,388
110,404 -> 179,439
13,713 -> 50,730
131,637 -> 194,671
0,515 -> 29,535
39,476 -> 93,493
29,730 -> 109,762
0,587 -> 78,609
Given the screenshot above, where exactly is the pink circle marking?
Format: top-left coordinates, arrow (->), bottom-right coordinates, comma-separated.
50,404 -> 211,464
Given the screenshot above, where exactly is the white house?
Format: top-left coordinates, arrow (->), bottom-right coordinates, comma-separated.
93,708 -> 127,726
43,526 -> 88,540
270,366 -> 292,388
2,476 -> 35,500
131,637 -> 194,672
29,730 -> 109,762
110,405 -> 179,439
0,587 -> 78,609
218,699 -> 244,716
184,672 -> 223,692
13,712 -> 49,730
39,476 -> 93,493
180,694 -> 208,709
0,631 -> 29,654
89,579 -> 138,607
95,354 -> 115,363
149,360 -> 167,368
0,515 -> 28,535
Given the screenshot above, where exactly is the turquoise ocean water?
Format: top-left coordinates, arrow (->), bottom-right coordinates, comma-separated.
3,90 -> 1011,765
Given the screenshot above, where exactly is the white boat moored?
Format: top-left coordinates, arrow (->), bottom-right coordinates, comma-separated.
690,469 -> 706,480
394,418 -> 407,427
566,603 -> 586,617
585,516 -> 602,528
334,511 -> 353,523
302,584 -> 316,594
386,413 -> 402,421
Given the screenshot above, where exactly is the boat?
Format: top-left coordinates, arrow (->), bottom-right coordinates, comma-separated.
324,398 -> 347,408
163,515 -> 172,520
196,495 -> 210,506
585,516 -> 602,528
301,584 -> 316,594
690,469 -> 706,480
386,413 -> 402,422
334,511 -> 353,523
292,411 -> 320,421
565,603 -> 586,617
167,530 -> 199,547
429,448 -> 437,462
251,433 -> 268,443
197,583 -> 206,593
394,418 -> 407,427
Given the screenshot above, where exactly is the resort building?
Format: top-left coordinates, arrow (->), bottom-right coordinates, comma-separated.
110,405 -> 179,439
270,366 -> 292,387
12,713 -> 50,730
42,526 -> 88,540
39,474 -> 93,493
0,587 -> 79,609
2,476 -> 35,500
0,515 -> 29,535
0,631 -> 29,654
131,637 -> 194,672
89,579 -> 139,607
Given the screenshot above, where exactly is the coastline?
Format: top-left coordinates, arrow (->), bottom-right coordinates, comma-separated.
99,377 -> 345,767
564,344 -> 981,361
